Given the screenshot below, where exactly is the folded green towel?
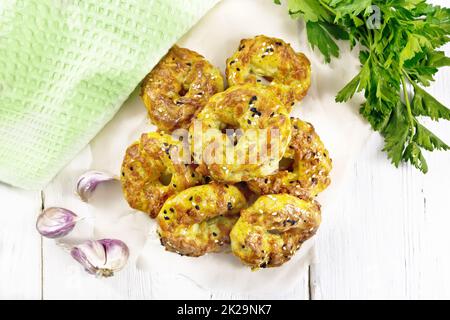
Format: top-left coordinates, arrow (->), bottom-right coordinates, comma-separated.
0,0 -> 219,189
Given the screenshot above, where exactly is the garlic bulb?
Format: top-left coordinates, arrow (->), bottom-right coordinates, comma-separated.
70,239 -> 129,277
36,207 -> 78,238
76,171 -> 116,202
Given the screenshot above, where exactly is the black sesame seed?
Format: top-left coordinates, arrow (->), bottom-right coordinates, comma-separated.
169,208 -> 174,213
247,119 -> 251,125
195,205 -> 200,210
205,176 -> 211,183
186,62 -> 192,66
121,172 -> 125,176
191,173 -> 195,178
212,232 -> 217,236
287,219 -> 297,225
260,262 -> 267,268
229,60 -> 236,65
129,166 -> 133,171
270,112 -> 275,117
241,245 -> 245,249
239,45 -> 245,50
264,178 -> 268,183
172,184 -> 177,188
189,196 -> 193,201
224,184 -> 229,188
236,67 -> 241,71
293,125 -> 299,130
163,210 -> 167,214
275,41 -> 282,46
164,216 -> 169,220
227,202 -> 232,210
250,107 -> 257,113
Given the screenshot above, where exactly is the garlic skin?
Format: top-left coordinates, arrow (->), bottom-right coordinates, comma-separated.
70,239 -> 129,277
36,207 -> 78,238
76,171 -> 116,202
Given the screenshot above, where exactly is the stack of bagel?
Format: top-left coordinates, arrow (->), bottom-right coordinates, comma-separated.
121,35 -> 332,269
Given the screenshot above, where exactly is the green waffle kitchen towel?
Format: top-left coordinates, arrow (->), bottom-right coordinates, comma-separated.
0,0 -> 219,189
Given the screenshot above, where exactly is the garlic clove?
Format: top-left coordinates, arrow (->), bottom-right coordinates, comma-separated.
76,171 -> 117,202
70,239 -> 129,277
36,207 -> 78,239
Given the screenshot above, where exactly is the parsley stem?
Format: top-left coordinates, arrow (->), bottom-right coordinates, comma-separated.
318,0 -> 336,16
401,75 -> 415,127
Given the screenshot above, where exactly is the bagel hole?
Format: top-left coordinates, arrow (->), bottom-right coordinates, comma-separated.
223,127 -> 243,146
178,86 -> 189,97
255,74 -> 273,85
159,172 -> 173,186
278,157 -> 294,172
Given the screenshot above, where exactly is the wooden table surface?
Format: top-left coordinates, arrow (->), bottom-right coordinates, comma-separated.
0,5 -> 449,300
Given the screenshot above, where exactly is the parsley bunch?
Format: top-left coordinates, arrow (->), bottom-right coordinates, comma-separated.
276,0 -> 450,173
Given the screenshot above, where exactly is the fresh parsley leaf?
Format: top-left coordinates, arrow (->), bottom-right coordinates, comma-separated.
403,142 -> 429,173
381,102 -> 411,167
330,0 -> 372,20
320,21 -> 350,40
279,0 -> 450,173
306,21 -> 340,63
287,0 -> 332,22
429,50 -> 450,68
335,73 -> 360,102
400,34 -> 431,66
411,84 -> 450,121
414,122 -> 449,151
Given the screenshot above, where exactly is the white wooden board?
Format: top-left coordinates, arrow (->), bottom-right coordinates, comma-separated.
0,0 -> 449,300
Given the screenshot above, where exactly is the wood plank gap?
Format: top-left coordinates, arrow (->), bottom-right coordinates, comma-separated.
40,190 -> 45,300
307,264 -> 312,300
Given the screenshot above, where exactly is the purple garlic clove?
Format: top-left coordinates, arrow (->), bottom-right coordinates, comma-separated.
36,207 -> 78,239
76,171 -> 116,202
70,239 -> 129,277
